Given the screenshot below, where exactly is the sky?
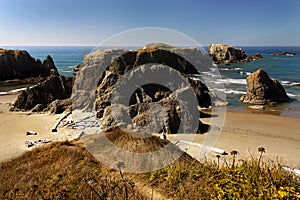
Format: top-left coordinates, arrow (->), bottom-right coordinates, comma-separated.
0,0 -> 300,46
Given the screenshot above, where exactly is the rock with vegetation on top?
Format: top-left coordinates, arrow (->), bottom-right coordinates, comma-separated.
208,44 -> 262,64
239,69 -> 291,105
0,49 -> 58,81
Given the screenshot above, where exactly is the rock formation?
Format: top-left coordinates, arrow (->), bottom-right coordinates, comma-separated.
208,44 -> 262,64
249,53 -> 263,60
0,49 -> 58,81
274,51 -> 296,56
239,69 -> 291,105
74,44 -> 213,134
12,75 -> 73,113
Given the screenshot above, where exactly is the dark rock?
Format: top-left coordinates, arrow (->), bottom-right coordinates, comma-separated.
274,51 -> 296,56
73,63 -> 84,76
0,49 -> 58,81
250,53 -> 263,60
12,75 -> 73,111
43,55 -> 58,74
208,44 -> 263,64
239,69 -> 291,105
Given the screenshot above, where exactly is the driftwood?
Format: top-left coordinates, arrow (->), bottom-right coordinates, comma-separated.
177,140 -> 228,155
51,112 -> 72,132
282,166 -> 300,177
26,131 -> 37,136
25,139 -> 52,148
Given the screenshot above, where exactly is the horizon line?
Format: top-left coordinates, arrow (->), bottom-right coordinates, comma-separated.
1,44 -> 300,47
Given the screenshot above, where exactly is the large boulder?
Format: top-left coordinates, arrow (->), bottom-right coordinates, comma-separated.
76,44 -> 213,134
208,44 -> 262,64
12,75 -> 73,112
0,49 -> 58,81
239,69 -> 291,105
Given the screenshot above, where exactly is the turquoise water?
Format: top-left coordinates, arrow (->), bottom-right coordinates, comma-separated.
1,46 -> 300,117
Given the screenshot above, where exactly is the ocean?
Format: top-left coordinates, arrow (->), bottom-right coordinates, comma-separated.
1,46 -> 300,117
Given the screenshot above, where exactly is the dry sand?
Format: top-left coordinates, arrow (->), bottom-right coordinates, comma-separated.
0,93 -> 299,169
168,111 -> 300,169
0,94 -> 77,162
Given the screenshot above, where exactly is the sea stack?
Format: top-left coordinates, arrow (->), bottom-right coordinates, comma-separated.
0,49 -> 58,81
208,44 -> 247,64
239,69 -> 291,105
208,44 -> 262,64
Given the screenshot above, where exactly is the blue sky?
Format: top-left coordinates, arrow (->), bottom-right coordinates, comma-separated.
0,0 -> 299,46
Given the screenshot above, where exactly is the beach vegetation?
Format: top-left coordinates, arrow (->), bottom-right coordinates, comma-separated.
0,139 -> 299,199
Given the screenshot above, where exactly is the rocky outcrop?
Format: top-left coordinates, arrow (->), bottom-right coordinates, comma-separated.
274,51 -> 296,56
76,44 -> 213,134
239,69 -> 291,105
249,53 -> 263,60
12,75 -> 73,113
208,44 -> 262,64
0,49 -> 58,81
44,98 -> 72,114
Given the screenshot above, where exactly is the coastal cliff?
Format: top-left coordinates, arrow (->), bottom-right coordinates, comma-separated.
0,49 -> 58,81
12,75 -> 73,113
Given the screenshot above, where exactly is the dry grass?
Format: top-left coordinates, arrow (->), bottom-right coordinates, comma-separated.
0,140 -> 148,200
105,128 -> 170,153
0,130 -> 299,199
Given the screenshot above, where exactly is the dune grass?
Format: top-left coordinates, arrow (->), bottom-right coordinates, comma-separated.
0,130 -> 299,199
139,154 -> 300,199
0,140 -> 148,200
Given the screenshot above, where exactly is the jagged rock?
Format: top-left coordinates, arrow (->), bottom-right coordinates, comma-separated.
208,44 -> 247,64
81,44 -> 212,134
239,69 -> 291,105
0,49 -> 58,81
44,98 -> 72,114
73,63 -> 84,76
274,51 -> 296,56
250,53 -> 263,60
208,44 -> 262,64
12,75 -> 73,111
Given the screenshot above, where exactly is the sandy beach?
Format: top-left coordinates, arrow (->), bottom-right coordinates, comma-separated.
169,111 -> 300,169
1,93 -> 299,169
0,94 -> 77,162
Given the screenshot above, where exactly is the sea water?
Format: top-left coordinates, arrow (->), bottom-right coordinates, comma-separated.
1,46 -> 300,117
